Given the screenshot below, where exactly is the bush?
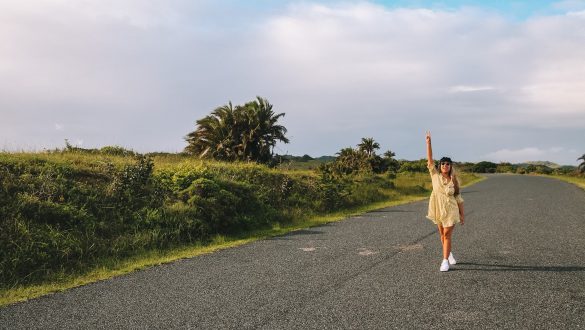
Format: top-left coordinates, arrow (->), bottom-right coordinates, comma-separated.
100,146 -> 136,157
179,178 -> 272,233
0,155 -> 172,286
472,161 -> 498,173
399,159 -> 428,173
553,166 -> 577,175
0,152 -> 420,288
533,165 -> 553,175
496,162 -> 516,173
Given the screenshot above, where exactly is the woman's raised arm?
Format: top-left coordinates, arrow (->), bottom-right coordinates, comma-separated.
426,131 -> 433,167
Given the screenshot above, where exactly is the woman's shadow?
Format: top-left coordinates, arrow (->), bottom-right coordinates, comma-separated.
452,262 -> 585,272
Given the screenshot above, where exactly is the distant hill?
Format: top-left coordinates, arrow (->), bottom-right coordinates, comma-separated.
519,161 -> 561,168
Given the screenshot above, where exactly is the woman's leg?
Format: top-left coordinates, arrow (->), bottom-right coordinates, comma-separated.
442,226 -> 454,260
437,224 -> 445,246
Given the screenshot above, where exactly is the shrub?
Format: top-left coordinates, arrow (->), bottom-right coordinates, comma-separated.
100,146 -> 136,157
553,166 -> 577,175
178,178 -> 272,233
496,162 -> 516,173
0,155 -> 169,286
0,152 -> 430,288
472,161 -> 498,173
399,159 -> 428,173
533,165 -> 553,175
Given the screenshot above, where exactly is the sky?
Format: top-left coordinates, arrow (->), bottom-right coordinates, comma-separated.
1,0 -> 584,165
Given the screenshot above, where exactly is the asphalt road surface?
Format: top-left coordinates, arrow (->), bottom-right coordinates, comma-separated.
1,174 -> 584,329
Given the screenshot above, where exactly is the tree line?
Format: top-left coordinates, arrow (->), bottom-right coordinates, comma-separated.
184,97 -> 584,175
183,97 -> 399,175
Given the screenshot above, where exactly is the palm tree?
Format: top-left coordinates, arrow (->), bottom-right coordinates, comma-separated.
336,147 -> 357,158
242,97 -> 289,163
357,138 -> 380,157
383,150 -> 396,159
184,97 -> 289,164
184,102 -> 239,160
383,150 -> 400,173
578,154 -> 585,173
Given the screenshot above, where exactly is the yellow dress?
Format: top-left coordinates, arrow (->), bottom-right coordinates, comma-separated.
426,164 -> 464,227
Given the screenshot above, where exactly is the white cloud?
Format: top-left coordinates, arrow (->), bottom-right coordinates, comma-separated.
1,0 -> 189,29
553,0 -> 585,11
567,10 -> 585,17
54,123 -> 63,131
449,85 -> 496,93
0,1 -> 584,162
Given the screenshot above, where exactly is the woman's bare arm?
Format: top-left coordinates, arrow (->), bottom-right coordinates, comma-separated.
458,202 -> 465,225
426,131 -> 433,167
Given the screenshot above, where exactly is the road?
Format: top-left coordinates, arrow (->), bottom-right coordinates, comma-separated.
1,174 -> 585,329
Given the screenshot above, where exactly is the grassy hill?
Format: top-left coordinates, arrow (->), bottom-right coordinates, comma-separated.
520,161 -> 561,168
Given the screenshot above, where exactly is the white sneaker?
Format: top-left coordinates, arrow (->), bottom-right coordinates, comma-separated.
448,252 -> 457,265
440,259 -> 449,272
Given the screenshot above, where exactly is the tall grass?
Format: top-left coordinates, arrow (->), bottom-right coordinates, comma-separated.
545,174 -> 585,190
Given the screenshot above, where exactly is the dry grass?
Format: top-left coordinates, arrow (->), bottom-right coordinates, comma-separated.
546,174 -> 585,190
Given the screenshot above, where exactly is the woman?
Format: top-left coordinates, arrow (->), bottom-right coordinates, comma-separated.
425,131 -> 464,272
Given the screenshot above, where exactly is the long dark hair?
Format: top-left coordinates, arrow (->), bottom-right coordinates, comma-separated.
438,157 -> 460,196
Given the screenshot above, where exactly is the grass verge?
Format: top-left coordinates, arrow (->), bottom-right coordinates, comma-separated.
544,174 -> 585,190
0,173 -> 484,307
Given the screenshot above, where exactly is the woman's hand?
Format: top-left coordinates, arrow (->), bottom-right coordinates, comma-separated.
426,131 -> 431,144
459,213 -> 465,225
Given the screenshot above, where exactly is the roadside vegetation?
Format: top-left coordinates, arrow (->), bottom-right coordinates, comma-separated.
454,159 -> 585,190
0,150 -> 481,305
548,175 -> 585,190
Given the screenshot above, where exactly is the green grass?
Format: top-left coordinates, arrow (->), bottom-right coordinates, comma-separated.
544,174 -> 585,190
0,150 -> 134,168
0,170 -> 483,307
276,159 -> 332,171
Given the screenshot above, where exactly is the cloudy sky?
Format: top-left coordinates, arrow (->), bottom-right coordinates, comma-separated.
1,0 -> 584,165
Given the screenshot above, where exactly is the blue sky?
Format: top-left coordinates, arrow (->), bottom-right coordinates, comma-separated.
1,0 -> 584,165
375,0 -> 563,17
233,0 -> 585,18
